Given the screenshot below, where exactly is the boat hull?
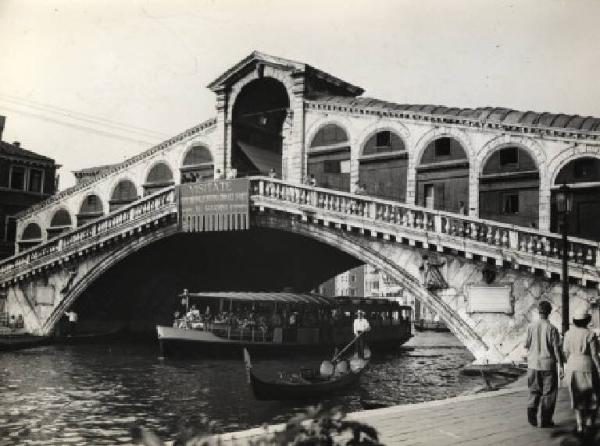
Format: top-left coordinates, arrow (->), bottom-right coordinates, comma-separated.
157,325 -> 410,358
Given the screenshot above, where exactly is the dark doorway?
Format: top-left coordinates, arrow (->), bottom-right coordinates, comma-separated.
231,78 -> 289,177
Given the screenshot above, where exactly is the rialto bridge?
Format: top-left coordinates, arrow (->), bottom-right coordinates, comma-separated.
2,52 -> 600,363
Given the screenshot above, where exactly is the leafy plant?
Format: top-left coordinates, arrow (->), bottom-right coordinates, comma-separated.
132,405 -> 383,446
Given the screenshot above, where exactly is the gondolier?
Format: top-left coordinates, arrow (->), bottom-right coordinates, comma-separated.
353,310 -> 370,358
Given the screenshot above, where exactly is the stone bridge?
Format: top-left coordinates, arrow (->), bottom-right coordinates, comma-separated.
2,177 -> 600,363
3,51 -> 600,363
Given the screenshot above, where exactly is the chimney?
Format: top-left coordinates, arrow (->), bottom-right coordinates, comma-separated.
0,115 -> 5,140
13,141 -> 20,149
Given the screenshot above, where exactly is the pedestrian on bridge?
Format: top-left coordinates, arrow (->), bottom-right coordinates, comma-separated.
524,300 -> 564,428
563,307 -> 600,434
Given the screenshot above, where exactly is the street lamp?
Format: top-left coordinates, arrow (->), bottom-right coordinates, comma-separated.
554,184 -> 572,335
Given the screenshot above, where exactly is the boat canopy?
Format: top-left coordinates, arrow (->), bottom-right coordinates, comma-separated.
180,291 -> 337,306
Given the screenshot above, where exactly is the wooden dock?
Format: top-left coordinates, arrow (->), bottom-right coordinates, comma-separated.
202,378 -> 582,445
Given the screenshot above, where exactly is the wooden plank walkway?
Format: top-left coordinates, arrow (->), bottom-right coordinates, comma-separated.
208,378 -> 578,445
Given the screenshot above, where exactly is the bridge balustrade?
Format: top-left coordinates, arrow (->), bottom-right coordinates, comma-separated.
0,188 -> 177,280
250,177 -> 600,284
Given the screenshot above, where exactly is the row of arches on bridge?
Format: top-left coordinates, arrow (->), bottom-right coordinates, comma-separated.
18,125 -> 600,250
306,123 -> 600,240
18,146 -> 215,250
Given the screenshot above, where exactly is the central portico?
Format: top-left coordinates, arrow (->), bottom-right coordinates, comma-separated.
207,51 -> 363,183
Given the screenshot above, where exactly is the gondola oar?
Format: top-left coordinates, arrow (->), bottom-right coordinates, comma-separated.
331,332 -> 363,363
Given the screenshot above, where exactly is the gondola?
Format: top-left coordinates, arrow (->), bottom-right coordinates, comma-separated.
243,338 -> 370,400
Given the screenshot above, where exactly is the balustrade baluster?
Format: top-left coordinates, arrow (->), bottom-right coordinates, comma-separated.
586,249 -> 593,265
526,237 -> 534,253
470,223 -> 478,239
568,244 -> 575,260
407,210 -> 414,227
422,213 -> 429,231
494,229 -> 501,245
501,231 -> 508,246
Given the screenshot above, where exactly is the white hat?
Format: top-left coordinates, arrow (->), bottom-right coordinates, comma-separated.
572,307 -> 591,321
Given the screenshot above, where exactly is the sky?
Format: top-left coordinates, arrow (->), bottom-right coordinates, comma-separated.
1,0 -> 599,189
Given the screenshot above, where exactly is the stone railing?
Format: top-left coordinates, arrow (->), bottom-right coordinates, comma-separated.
249,177 -> 600,285
0,187 -> 177,281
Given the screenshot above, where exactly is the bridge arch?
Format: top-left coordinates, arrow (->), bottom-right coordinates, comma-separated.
41,215 -> 491,360
550,153 -> 600,240
19,222 -> 43,250
77,193 -> 104,227
306,122 -> 352,192
478,143 -> 541,228
230,76 -> 290,178
47,208 -> 73,239
109,178 -> 139,212
180,144 -> 214,183
356,127 -> 409,201
143,160 -> 175,196
413,131 -> 471,214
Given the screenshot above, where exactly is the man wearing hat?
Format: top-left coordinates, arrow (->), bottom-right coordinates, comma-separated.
353,310 -> 370,359
524,300 -> 564,428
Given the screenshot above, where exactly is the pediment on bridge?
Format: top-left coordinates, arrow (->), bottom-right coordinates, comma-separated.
207,51 -> 364,99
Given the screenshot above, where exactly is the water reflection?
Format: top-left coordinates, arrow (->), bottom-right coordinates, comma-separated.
0,332 -> 478,445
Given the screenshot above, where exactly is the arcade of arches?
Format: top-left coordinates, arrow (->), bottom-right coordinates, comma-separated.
144,163 -> 174,196
48,209 -> 72,239
231,78 -> 289,178
180,146 -> 214,183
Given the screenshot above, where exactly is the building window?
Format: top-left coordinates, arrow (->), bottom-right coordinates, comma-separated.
349,289 -> 355,296
500,147 -> 518,166
28,169 -> 43,193
324,160 -> 341,173
502,193 -> 519,214
376,131 -> 391,148
434,138 -> 451,158
4,216 -> 17,242
350,275 -> 356,283
9,166 -> 26,190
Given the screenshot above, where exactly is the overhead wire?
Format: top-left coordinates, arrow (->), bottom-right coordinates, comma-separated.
0,93 -> 169,140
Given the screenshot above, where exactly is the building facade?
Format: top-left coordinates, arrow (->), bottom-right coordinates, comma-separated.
0,117 -> 59,258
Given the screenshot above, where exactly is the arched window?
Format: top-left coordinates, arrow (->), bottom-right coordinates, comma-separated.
551,156 -> 600,240
310,124 -> 349,148
144,162 -> 174,195
180,146 -> 214,183
359,131 -> 407,201
48,209 -> 72,239
307,124 -> 351,192
416,137 -> 469,213
22,223 -> 42,240
19,222 -> 42,250
479,146 -> 539,227
110,179 -> 138,212
77,194 -> 104,227
362,131 -> 405,155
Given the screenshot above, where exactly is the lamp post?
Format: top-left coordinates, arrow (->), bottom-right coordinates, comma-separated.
554,184 -> 572,335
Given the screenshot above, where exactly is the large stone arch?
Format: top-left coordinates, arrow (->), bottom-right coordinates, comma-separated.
41,225 -> 180,334
477,136 -> 545,229
38,213 -> 492,359
252,214 -> 494,360
227,70 -> 296,178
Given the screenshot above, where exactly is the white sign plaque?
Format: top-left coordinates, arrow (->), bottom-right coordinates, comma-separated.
466,284 -> 513,314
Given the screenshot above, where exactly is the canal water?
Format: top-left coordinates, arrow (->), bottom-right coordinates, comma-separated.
0,332 -> 479,445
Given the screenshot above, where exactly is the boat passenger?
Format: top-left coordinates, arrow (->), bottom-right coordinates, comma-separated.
353,310 -> 371,359
270,312 -> 282,328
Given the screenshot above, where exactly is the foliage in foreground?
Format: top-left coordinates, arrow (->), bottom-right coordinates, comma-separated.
132,405 -> 383,446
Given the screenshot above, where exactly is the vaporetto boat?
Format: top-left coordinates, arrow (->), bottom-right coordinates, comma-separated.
156,291 -> 412,357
